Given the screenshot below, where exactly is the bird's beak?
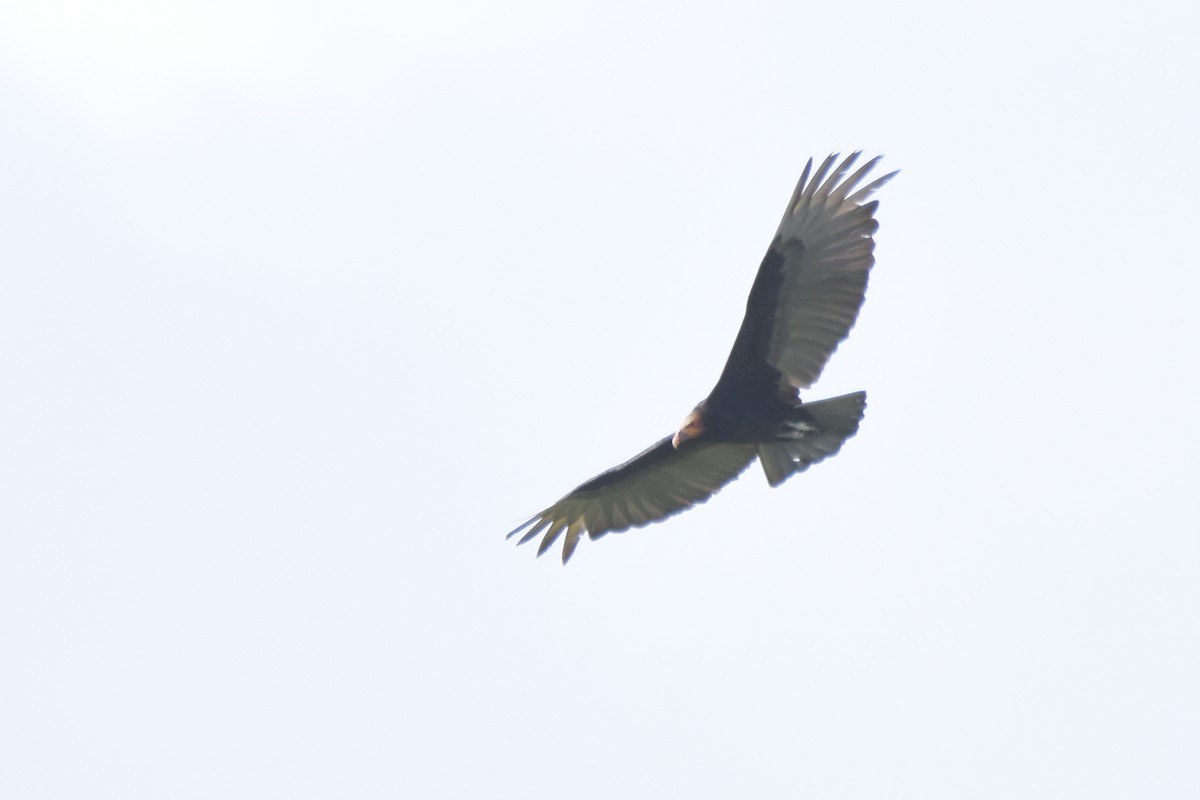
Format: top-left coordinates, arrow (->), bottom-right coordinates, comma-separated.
671,431 -> 683,449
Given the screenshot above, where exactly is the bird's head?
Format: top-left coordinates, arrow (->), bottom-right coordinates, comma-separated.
672,404 -> 706,449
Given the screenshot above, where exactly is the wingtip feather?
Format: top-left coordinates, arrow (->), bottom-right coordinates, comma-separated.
506,516 -> 537,541
561,520 -> 585,564
845,168 -> 899,204
517,517 -> 551,546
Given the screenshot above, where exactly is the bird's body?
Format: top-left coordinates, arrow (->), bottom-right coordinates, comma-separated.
509,152 -> 895,562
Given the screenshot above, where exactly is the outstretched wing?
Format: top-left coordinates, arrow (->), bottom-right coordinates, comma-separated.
508,438 -> 758,563
768,152 -> 896,388
717,152 -> 896,395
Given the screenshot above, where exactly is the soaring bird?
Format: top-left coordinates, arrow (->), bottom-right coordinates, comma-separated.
509,152 -> 895,562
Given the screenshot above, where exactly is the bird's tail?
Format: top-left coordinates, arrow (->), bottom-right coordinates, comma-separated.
757,391 -> 867,487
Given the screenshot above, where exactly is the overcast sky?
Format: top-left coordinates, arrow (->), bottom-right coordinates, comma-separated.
3,1 -> 1198,797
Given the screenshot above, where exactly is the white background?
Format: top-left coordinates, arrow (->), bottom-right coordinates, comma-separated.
2,1 -> 1198,797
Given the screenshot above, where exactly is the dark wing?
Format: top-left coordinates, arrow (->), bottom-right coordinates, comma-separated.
715,152 -> 897,396
508,438 -> 757,563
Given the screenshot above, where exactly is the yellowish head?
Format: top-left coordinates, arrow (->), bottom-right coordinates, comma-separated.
672,408 -> 706,449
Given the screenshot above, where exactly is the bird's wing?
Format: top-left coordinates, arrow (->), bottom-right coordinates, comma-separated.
754,152 -> 896,390
508,437 -> 758,563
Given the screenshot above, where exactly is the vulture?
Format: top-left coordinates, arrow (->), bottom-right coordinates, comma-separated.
509,152 -> 895,562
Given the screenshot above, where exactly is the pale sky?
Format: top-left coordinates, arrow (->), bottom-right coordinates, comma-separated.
2,1 -> 1199,798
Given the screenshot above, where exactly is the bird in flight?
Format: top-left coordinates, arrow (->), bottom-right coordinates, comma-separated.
509,152 -> 896,562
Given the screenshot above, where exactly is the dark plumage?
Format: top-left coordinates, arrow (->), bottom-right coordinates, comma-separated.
509,152 -> 896,562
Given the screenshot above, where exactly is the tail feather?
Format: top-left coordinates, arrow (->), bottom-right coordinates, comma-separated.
757,391 -> 867,487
